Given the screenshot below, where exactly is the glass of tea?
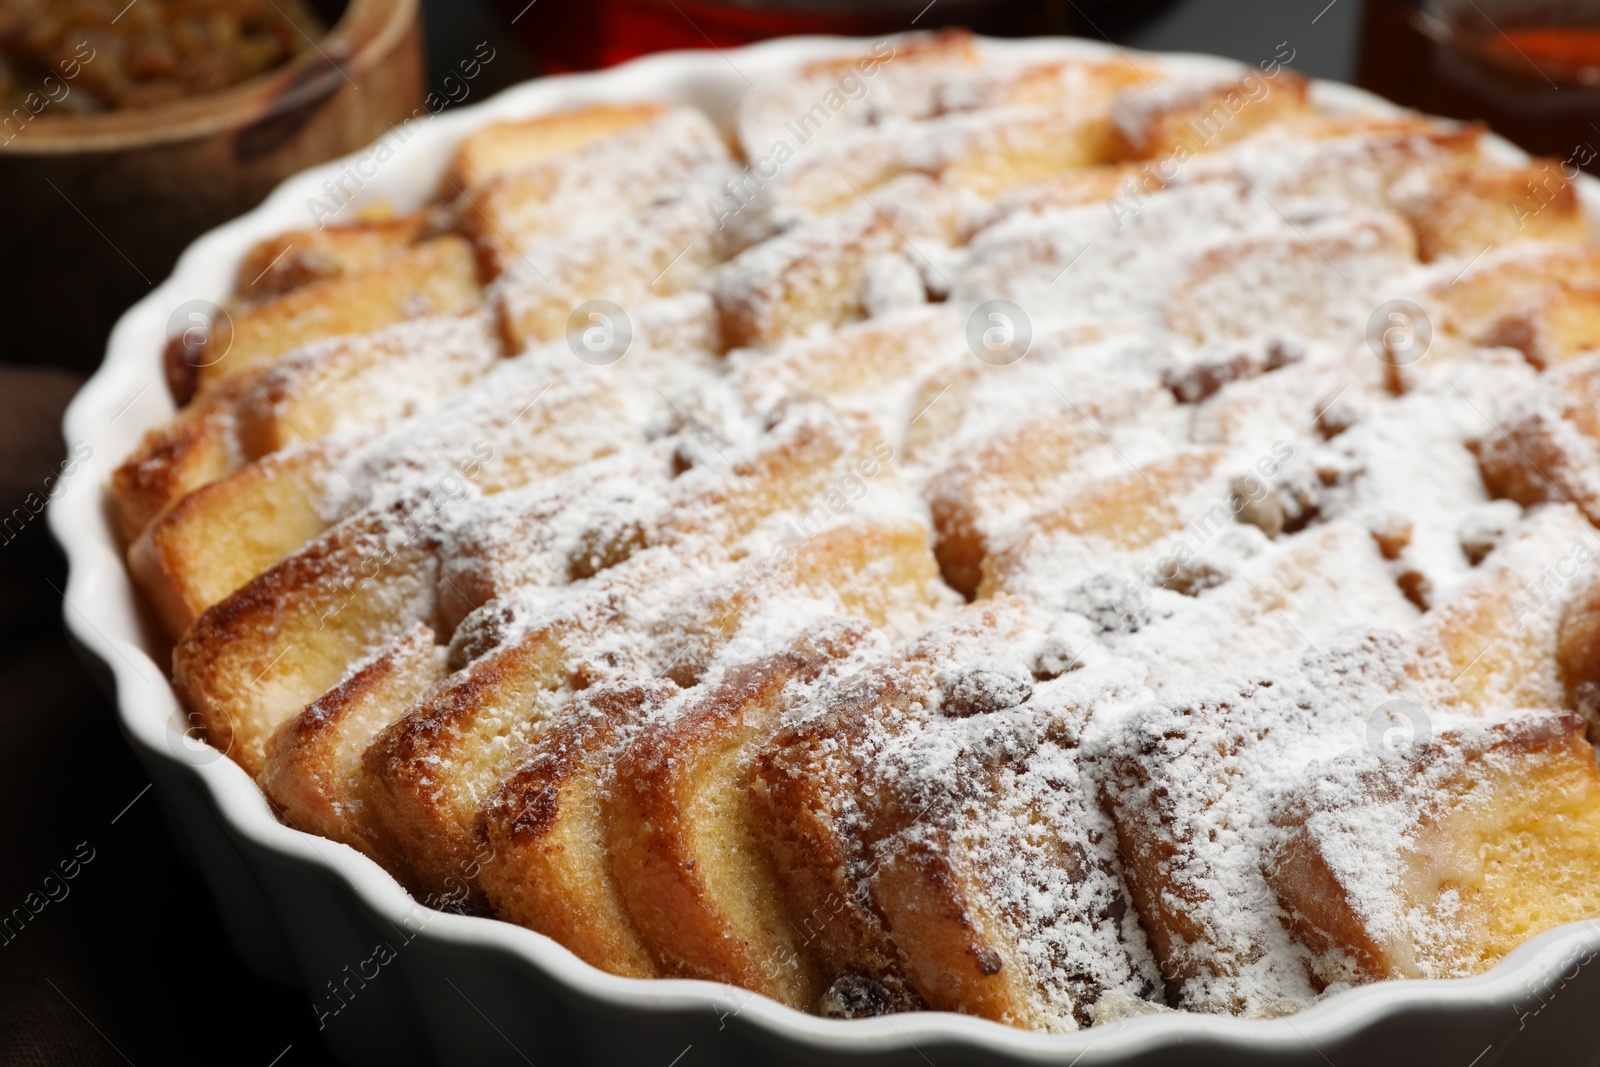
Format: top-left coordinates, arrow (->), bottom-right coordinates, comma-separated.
1359,0 -> 1600,167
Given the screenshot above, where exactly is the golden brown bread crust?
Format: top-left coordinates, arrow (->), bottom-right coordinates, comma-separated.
441,103 -> 668,196
1111,71 -> 1310,162
750,678 -> 923,1003
928,414 -> 1103,599
1558,571 -> 1600,725
135,363 -> 642,646
925,384 -> 1164,598
173,501 -> 442,777
362,515 -> 948,908
361,554 -> 667,903
456,107 -> 730,278
863,696 -> 1157,1031
606,622 -> 872,1006
233,311 -> 503,460
870,831 -> 1037,1022
129,445 -> 336,638
353,408 -> 912,899
110,398 -> 236,544
749,600 -> 1029,1006
478,678 -> 678,978
1267,711 -> 1600,983
234,215 -> 431,303
109,368 -> 265,543
122,306 -> 500,549
187,236 -> 482,398
1094,740 -> 1212,990
1399,160 -> 1586,264
977,448 -> 1227,599
259,622 -> 447,868
1264,818 -> 1386,979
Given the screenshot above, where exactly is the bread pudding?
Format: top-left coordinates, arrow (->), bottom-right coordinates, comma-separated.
112,30 -> 1600,1029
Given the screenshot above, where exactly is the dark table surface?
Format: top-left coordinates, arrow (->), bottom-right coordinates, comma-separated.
0,3 -> 1377,1064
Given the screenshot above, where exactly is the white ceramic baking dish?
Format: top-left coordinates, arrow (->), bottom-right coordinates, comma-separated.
51,33 -> 1600,1066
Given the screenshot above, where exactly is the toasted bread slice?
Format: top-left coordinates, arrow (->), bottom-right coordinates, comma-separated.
606,621 -> 872,1006
117,311 -> 499,542
1484,281 -> 1600,368
749,599 -> 1034,1007
761,49 -> 1148,220
494,196 -> 726,352
1111,71 -> 1310,161
980,55 -> 1151,111
733,305 -> 966,423
184,237 -> 481,399
977,448 -> 1229,600
479,678 -> 679,977
1428,245 -> 1600,346
234,215 -> 429,302
443,103 -> 668,193
1089,632 -> 1420,1013
1476,355 -> 1600,523
258,622 -> 448,866
109,368 -> 263,542
768,104 -> 1117,223
1192,114 -> 1483,209
938,106 -> 1122,198
1267,711 -> 1600,984
868,704 -> 1154,1031
1411,504 -> 1600,710
1399,160 -> 1586,263
459,108 -> 729,276
1166,214 -> 1417,346
927,383 -> 1170,597
735,30 -> 976,160
173,499 -> 443,777
362,551 -> 680,904
711,173 -> 964,349
130,445 -> 337,638
235,311 -> 502,459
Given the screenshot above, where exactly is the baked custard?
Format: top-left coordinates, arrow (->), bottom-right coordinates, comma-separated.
114,31 -> 1600,1028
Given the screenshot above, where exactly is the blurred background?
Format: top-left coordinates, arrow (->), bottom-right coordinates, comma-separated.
0,0 -> 1592,1062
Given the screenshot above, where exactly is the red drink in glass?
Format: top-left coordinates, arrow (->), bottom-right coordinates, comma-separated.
1359,0 -> 1600,168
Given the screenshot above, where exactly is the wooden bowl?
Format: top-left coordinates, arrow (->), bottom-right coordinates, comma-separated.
0,0 -> 423,373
